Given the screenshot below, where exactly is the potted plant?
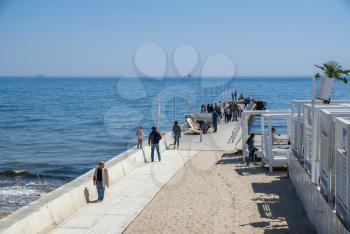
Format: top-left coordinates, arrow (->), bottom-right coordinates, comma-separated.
315,61 -> 349,103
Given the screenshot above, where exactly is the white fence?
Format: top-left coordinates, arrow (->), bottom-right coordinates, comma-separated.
289,154 -> 350,234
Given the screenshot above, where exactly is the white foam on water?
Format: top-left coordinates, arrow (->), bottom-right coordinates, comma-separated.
0,187 -> 39,197
0,185 -> 43,213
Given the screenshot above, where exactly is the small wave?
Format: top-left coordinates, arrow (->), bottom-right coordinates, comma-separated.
25,172 -> 75,181
0,170 -> 28,177
0,170 -> 74,180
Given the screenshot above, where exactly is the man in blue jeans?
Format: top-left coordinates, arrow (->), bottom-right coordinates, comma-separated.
148,127 -> 162,162
212,110 -> 219,132
93,161 -> 109,201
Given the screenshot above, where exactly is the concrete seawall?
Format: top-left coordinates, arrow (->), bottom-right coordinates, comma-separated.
0,133 -> 172,234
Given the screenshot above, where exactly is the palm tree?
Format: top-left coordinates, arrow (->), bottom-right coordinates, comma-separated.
315,61 -> 350,84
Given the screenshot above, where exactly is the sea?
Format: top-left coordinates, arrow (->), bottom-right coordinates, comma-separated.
1,76 -> 350,216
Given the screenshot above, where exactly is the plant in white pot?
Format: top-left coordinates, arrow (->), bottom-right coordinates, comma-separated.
315,61 -> 349,103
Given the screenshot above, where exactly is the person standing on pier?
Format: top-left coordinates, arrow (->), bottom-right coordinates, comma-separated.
200,104 -> 206,113
212,110 -> 219,132
172,121 -> 181,149
93,161 -> 109,202
136,126 -> 144,149
224,105 -> 229,123
231,90 -> 237,101
232,102 -> 239,121
148,127 -> 162,162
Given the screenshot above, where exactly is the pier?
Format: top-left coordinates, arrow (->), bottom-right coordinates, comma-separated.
0,101 -> 315,234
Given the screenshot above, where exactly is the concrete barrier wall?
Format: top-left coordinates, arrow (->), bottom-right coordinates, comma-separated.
0,133 -> 173,234
289,154 -> 350,234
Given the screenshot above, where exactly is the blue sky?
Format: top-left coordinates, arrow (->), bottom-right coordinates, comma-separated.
0,0 -> 350,77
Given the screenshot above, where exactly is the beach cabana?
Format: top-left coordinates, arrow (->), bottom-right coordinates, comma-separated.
291,100 -> 322,161
241,109 -> 290,162
318,109 -> 350,205
261,112 -> 291,172
302,103 -> 350,184
334,117 -> 350,229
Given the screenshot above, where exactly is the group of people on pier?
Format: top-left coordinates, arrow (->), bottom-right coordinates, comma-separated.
93,91 -> 250,202
93,121 -> 182,202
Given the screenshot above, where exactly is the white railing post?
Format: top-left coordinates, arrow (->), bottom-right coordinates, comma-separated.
157,96 -> 160,130
186,94 -> 189,114
173,89 -> 176,122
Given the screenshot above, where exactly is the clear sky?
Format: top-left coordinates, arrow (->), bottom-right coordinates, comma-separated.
0,0 -> 350,77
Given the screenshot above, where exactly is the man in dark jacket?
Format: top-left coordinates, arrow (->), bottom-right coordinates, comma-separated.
212,110 -> 219,133
148,127 -> 162,162
172,121 -> 181,149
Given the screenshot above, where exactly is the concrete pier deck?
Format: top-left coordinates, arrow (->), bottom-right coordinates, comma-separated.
50,150 -> 199,234
179,121 -> 240,151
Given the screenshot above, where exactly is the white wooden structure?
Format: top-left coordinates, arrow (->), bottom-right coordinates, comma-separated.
303,103 -> 350,184
241,109 -> 290,161
261,112 -> 292,172
290,100 -> 350,161
335,117 -> 350,229
291,100 -> 323,161
319,110 -> 350,205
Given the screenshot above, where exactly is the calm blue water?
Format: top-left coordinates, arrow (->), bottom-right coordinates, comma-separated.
1,76 -> 350,215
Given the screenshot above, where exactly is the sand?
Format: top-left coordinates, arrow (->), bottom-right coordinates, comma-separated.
124,151 -> 315,234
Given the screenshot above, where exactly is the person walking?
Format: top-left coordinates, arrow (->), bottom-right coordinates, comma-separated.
148,127 -> 162,162
200,104 -> 206,113
246,134 -> 257,166
136,126 -> 144,148
212,110 -> 219,133
224,106 -> 229,123
172,121 -> 181,149
93,161 -> 109,202
216,105 -> 222,122
232,102 -> 239,121
210,104 -> 214,113
228,103 -> 234,121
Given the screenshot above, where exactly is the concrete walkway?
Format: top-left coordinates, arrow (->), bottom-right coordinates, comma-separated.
50,121 -> 238,234
180,120 -> 239,151
50,150 -> 198,234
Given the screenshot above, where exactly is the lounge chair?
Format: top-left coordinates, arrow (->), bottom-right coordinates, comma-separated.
186,118 -> 201,130
184,118 -> 201,135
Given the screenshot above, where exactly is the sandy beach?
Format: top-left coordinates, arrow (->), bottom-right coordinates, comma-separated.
124,150 -> 315,234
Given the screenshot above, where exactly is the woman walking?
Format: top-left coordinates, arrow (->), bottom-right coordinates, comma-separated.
172,121 -> 181,149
